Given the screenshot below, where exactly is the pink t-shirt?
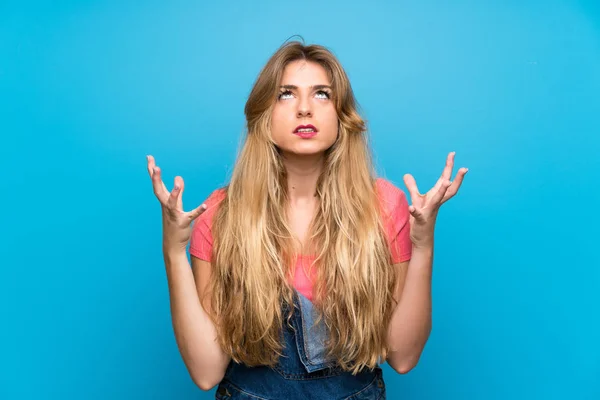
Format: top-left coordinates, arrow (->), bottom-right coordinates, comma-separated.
189,178 -> 412,301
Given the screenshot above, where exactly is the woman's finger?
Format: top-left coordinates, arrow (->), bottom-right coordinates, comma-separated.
431,152 -> 455,194
147,155 -> 169,200
167,178 -> 181,210
430,178 -> 452,206
187,203 -> 208,221
151,166 -> 169,204
442,167 -> 468,203
441,152 -> 455,181
175,176 -> 184,210
408,205 -> 426,224
146,155 -> 156,178
403,174 -> 421,203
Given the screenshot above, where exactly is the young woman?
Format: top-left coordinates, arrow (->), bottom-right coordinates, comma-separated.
147,41 -> 467,399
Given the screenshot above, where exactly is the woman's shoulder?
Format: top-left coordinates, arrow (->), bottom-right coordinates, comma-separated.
204,186 -> 228,207
375,178 -> 413,262
189,186 -> 227,259
196,186 -> 228,225
374,177 -> 408,209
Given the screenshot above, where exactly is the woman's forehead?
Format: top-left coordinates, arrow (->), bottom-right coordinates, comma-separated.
280,60 -> 331,86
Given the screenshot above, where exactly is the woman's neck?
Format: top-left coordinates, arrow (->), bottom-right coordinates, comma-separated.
282,152 -> 324,204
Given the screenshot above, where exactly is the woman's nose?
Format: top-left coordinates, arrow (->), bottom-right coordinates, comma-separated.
296,108 -> 312,118
296,97 -> 312,118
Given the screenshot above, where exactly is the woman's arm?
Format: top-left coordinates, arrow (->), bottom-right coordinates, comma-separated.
385,246 -> 433,374
164,251 -> 231,390
386,152 -> 467,373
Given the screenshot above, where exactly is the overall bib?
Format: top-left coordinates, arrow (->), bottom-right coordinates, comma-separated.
215,291 -> 386,400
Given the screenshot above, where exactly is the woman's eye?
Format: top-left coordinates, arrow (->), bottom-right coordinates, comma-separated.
316,90 -> 331,100
278,90 -> 293,100
277,90 -> 331,100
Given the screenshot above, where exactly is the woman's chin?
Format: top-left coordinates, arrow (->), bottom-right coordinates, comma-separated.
281,145 -> 329,157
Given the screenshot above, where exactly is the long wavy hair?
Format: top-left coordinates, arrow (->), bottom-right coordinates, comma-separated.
204,41 -> 398,375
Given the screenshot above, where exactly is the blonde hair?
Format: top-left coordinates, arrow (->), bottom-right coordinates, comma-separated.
204,41 -> 398,375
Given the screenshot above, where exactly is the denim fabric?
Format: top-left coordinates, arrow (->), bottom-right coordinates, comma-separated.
296,290 -> 334,372
215,291 -> 386,400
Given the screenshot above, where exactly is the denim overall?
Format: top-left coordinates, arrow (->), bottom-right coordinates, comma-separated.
215,290 -> 386,399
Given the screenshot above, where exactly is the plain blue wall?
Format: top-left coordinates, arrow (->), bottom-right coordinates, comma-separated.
1,1 -> 599,399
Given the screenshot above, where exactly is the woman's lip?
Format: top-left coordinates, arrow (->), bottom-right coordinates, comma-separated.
294,131 -> 318,138
294,124 -> 318,133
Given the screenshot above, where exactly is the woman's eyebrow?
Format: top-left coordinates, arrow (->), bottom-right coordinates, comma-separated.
279,84 -> 332,90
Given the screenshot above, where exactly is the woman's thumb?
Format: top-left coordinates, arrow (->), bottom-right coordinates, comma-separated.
409,205 -> 426,224
189,203 -> 207,221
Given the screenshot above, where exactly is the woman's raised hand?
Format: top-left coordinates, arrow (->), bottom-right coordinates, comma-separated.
403,152 -> 468,249
147,155 -> 207,254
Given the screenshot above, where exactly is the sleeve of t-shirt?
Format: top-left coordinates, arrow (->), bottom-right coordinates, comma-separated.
377,178 -> 413,263
189,188 -> 226,262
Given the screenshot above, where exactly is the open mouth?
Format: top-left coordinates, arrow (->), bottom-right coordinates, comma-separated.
294,124 -> 318,134
294,124 -> 318,138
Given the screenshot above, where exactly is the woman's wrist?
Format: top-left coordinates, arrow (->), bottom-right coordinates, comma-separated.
163,246 -> 188,265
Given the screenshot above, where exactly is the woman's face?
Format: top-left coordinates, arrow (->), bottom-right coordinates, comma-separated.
271,60 -> 339,156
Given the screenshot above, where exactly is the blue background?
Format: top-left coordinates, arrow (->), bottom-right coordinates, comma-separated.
1,1 -> 599,399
